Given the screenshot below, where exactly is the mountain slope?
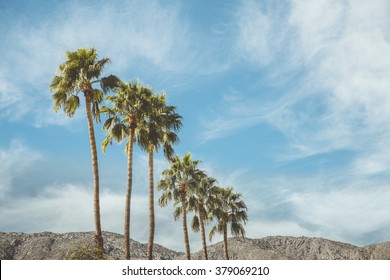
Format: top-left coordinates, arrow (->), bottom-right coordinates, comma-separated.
189,236 -> 390,260
0,231 -> 180,260
1,231 -> 389,260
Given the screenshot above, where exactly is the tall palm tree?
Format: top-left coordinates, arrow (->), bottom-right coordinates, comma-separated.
157,153 -> 204,260
209,187 -> 248,260
101,81 -> 152,260
137,93 -> 182,260
50,48 -> 119,257
186,175 -> 219,260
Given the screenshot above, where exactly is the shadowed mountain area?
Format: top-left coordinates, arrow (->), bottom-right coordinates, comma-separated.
1,231 -> 389,260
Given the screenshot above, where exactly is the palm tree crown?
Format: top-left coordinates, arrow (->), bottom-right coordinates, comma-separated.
137,93 -> 182,157
101,81 -> 152,152
51,48 -> 119,121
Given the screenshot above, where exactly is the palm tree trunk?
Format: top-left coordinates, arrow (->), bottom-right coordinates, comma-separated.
223,223 -> 229,260
180,184 -> 191,260
199,204 -> 208,260
84,93 -> 104,259
147,145 -> 155,260
124,124 -> 135,260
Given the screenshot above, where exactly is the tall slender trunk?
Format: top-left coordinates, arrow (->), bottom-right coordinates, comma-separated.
198,202 -> 208,260
180,183 -> 191,260
223,223 -> 229,260
84,93 -> 104,258
124,123 -> 135,260
147,145 -> 155,260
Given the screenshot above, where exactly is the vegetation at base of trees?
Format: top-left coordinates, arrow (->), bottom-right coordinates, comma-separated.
65,244 -> 107,260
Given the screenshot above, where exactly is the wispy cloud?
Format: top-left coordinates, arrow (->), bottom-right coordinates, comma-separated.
197,1 -> 390,245
230,171 -> 390,245
246,220 -> 312,239
0,174 -> 218,252
1,139 -> 389,249
0,0 -> 209,127
201,0 -> 390,171
0,69 -> 32,122
0,141 -> 209,251
288,183 -> 390,245
234,0 -> 292,67
0,140 -> 42,200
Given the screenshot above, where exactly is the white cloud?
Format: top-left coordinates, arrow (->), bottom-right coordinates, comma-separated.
192,159 -> 390,246
200,112 -> 265,143
5,1 -> 189,79
0,0 -> 199,127
235,1 -> 274,66
0,141 -> 42,200
0,184 -> 94,232
283,0 -> 390,167
0,144 -> 208,251
288,184 -> 390,245
202,0 -> 390,171
0,69 -> 32,121
241,174 -> 390,245
352,143 -> 390,175
0,179 -> 212,252
1,140 -> 388,249
246,220 -> 312,239
288,0 -> 347,60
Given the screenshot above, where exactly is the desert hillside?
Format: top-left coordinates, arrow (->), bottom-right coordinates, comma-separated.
1,231 -> 389,260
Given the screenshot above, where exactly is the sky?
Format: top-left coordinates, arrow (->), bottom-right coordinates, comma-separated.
1,0 -> 390,253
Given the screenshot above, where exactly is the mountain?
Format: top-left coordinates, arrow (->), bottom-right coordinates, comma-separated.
189,236 -> 390,260
1,231 -> 389,260
0,231 -> 180,260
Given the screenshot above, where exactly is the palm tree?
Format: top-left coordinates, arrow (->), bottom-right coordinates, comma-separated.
209,187 -> 248,260
186,175 -> 219,260
157,153 -> 204,260
101,81 -> 152,260
137,93 -> 182,260
50,48 -> 119,257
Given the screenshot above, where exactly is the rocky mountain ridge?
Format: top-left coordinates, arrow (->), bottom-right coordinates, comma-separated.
1,231 -> 389,260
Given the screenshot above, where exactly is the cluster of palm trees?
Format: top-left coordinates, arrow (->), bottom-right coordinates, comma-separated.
158,153 -> 248,260
50,48 -> 248,260
100,81 -> 181,260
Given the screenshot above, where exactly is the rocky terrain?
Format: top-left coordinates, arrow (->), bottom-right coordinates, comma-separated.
0,231 -> 180,260
1,231 -> 389,260
189,236 -> 390,260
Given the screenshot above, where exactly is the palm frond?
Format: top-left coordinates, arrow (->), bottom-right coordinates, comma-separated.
101,136 -> 112,153
111,123 -> 128,143
209,226 -> 217,242
158,191 -> 172,207
191,215 -> 200,232
63,94 -> 80,117
173,206 -> 182,221
100,74 -> 120,93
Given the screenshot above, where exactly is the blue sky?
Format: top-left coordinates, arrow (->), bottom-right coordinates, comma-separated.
1,0 -> 390,252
